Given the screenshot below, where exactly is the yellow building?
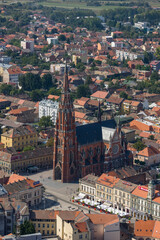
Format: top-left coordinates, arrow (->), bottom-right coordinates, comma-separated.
1,125 -> 38,150
31,210 -> 58,236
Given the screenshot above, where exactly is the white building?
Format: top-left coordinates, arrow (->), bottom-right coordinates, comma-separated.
50,64 -> 70,75
47,37 -> 58,45
116,49 -> 144,61
111,42 -> 124,48
134,22 -> 149,29
21,39 -> 34,52
39,99 -> 59,124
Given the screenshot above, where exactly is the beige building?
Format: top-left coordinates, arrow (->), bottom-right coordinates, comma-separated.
95,174 -> 119,203
56,211 -> 90,240
78,173 -> 160,221
79,174 -> 98,200
136,146 -> 160,166
87,214 -> 120,240
3,65 -> 22,85
0,146 -> 53,173
113,179 -> 137,214
4,174 -> 43,207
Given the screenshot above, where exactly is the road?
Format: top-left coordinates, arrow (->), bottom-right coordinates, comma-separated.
23,169 -> 97,213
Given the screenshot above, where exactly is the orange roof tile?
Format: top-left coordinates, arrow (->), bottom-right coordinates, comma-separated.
91,91 -> 108,99
152,221 -> 160,238
134,220 -> 155,237
48,94 -> 60,100
75,111 -> 86,119
97,174 -> 120,188
75,222 -> 88,233
138,146 -> 160,157
8,107 -> 28,115
7,174 -> 26,184
86,214 -> 119,226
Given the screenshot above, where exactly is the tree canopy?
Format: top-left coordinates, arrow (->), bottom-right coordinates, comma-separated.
20,220 -> 35,235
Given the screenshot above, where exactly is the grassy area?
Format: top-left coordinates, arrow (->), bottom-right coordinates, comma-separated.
38,0 -> 120,11
0,0 -> 160,11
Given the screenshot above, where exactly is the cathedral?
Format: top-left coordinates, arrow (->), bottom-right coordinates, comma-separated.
53,65 -> 133,183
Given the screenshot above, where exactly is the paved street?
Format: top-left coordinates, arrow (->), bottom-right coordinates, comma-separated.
23,170 -> 97,213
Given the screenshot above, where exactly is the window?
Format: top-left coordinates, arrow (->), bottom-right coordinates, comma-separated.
38,224 -> 40,228
47,224 -> 49,228
47,230 -> 49,235
43,224 -> 45,228
79,235 -> 83,239
42,230 -> 45,235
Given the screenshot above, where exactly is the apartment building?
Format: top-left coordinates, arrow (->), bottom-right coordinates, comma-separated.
1,125 -> 38,150
31,210 -> 58,236
116,49 -> 144,61
123,100 -> 143,114
39,99 -> 59,124
3,66 -> 22,85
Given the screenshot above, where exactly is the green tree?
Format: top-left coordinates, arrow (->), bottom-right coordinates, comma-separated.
19,73 -> 42,91
20,220 -> 35,235
48,87 -> 61,96
42,74 -> 53,90
58,34 -> 66,41
39,116 -> 53,129
144,51 -> 153,64
155,47 -> 160,60
30,90 -> 45,101
0,84 -> 13,95
46,137 -> 54,147
150,71 -> 159,83
133,140 -> 146,151
76,85 -> 91,98
120,91 -> 128,99
76,62 -> 85,72
148,135 -> 154,140
85,75 -> 92,85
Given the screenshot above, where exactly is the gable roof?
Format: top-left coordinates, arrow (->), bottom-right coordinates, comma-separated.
138,146 -> 160,157
76,119 -> 117,145
58,211 -> 81,221
91,91 -> 109,99
30,210 -> 59,220
97,174 -> 120,188
134,220 -> 155,237
86,214 -> 119,226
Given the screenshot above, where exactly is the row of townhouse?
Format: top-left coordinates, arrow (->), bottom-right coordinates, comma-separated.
79,174 -> 160,221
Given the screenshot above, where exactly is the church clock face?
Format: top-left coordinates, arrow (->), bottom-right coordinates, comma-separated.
112,144 -> 119,155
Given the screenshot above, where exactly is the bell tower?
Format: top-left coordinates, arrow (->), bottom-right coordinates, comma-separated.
53,62 -> 77,183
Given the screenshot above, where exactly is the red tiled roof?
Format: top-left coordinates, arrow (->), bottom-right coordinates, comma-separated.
138,146 -> 160,157
91,91 -> 108,99
97,174 -> 120,187
134,220 -> 155,237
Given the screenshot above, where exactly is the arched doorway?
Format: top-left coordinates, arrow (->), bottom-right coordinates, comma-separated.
55,166 -> 61,180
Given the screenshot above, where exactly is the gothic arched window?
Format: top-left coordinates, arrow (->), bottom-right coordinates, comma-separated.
57,151 -> 62,163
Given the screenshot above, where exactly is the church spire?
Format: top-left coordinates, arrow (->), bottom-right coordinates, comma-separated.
97,100 -> 101,122
63,60 -> 69,93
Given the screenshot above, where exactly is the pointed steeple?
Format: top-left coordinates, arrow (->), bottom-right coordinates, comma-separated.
97,100 -> 101,122
63,60 -> 69,93
117,116 -> 121,134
